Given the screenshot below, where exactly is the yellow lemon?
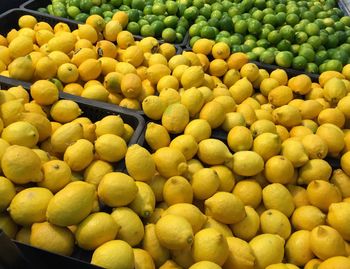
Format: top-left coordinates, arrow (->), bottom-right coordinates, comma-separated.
57,63 -> 79,83
30,80 -> 58,106
226,52 -> 249,70
232,151 -> 264,177
78,58 -> 102,81
262,183 -> 295,217
191,168 -> 220,200
285,230 -> 314,266
223,236 -> 255,269
197,138 -> 232,165
161,103 -> 189,134
169,134 -> 198,161
129,181 -> 156,218
192,38 -> 215,55
145,122 -> 170,151
103,20 -> 122,42
121,73 -> 142,98
319,256 -> 350,269
230,206 -> 260,241
153,147 -> 187,178
298,159 -> 332,185
184,119 -> 212,142
142,95 -> 166,120
50,122 -> 84,153
260,209 -> 291,239
38,160 -> 71,193
0,176 -> 15,212
327,202 -> 350,240
50,99 -> 82,123
94,134 -> 127,162
133,248 -> 156,269
117,30 -> 135,49
291,205 -> 326,231
2,121 -> 39,148
233,180 -> 262,209
8,55 -> 34,81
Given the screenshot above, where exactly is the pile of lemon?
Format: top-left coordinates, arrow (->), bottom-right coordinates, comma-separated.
2,12 -> 350,269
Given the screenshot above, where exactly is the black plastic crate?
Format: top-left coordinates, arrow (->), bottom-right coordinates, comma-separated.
0,0 -> 27,14
21,0 -> 189,47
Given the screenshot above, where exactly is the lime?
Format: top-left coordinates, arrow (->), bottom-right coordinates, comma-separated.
267,30 -> 282,45
183,6 -> 199,21
89,6 -> 103,15
252,46 -> 265,56
323,17 -> 335,27
305,63 -> 318,74
200,26 -> 216,39
143,5 -> 153,15
275,3 -> 286,12
326,34 -> 339,48
38,7 -> 49,14
325,59 -> 343,72
222,0 -> 233,11
230,35 -> 242,45
178,17 -> 189,28
325,26 -> 335,34
334,21 -> 345,31
152,20 -> 165,37
212,2 -> 224,12
110,0 -> 122,7
101,4 -> 113,12
291,44 -> 300,55
307,36 -> 321,50
176,25 -> 187,36
240,44 -> 251,53
232,14 -> 242,24
219,16 -> 234,32
292,55 -> 307,70
208,17 -> 219,27
305,23 -> 320,36
234,20 -> 248,34
119,5 -> 130,11
256,39 -> 270,48
138,19 -> 149,27
228,6 -> 241,17
140,24 -> 155,37
231,44 -> 241,53
277,40 -> 291,51
254,0 -> 266,9
246,52 -> 258,61
131,0 -> 145,10
67,6 -> 80,18
275,12 -> 286,26
163,15 -> 178,28
340,16 -> 350,27
259,50 -> 275,64
75,13 -> 89,22
244,39 -> 256,49
122,0 -> 132,6
127,21 -> 140,35
295,31 -> 308,44
331,50 -> 349,65
103,11 -> 113,18
127,9 -> 140,22
275,51 -> 294,68
165,1 -> 178,15
266,0 -> 275,9
200,5 -> 212,19
240,0 -> 254,12
217,36 -> 231,46
152,3 -> 166,15
259,28 -> 271,39
280,25 -> 294,40
190,36 -> 201,47
302,11 -> 315,22
335,30 -> 347,44
248,19 -> 262,34
162,28 -> 177,43
252,9 -> 264,21
298,47 -> 315,62
189,23 -> 201,37
245,34 -> 257,41
293,23 -> 305,32
211,10 -> 222,20
340,43 -> 350,54
193,0 -> 205,9
263,13 -> 277,26
144,14 -> 158,23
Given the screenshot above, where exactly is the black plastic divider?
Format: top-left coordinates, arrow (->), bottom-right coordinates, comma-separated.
21,0 -> 190,47
0,0 -> 27,13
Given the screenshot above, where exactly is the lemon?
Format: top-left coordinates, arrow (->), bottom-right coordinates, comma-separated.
145,122 -> 170,151
18,112 -> 50,143
103,71 -> 123,94
197,138 -> 232,165
51,122 -> 84,153
153,146 -> 188,178
18,15 -> 37,29
204,192 -> 246,225
91,240 -> 134,269
301,134 -> 328,159
307,180 -> 342,212
202,217 -> 233,238
142,95 -> 166,120
75,212 -> 119,251
210,165 -> 234,192
250,120 -> 276,138
0,212 -> 17,238
148,174 -> 166,203
268,85 -> 293,107
2,145 -> 43,184
71,47 -> 97,67
191,168 -> 220,200
213,96 -> 236,114
233,179 -> 261,208
319,256 -> 350,269
161,103 -> 189,134
291,204 -> 326,231
272,105 -> 302,128
236,103 -> 257,126
8,55 -> 34,81
183,159 -> 204,180
229,77 -> 253,105
47,33 -> 75,54
83,160 -> 113,187
103,20 -> 122,42
285,230 -> 314,266
50,100 -> 82,123
337,95 -> 350,119
208,59 -> 228,77
240,63 -> 259,82
223,236 -> 255,269
230,206 -> 260,241
9,35 -> 33,59
0,176 -> 15,212
15,226 -> 31,244
298,159 -> 332,185
310,225 -> 347,260
8,187 -> 52,226
180,66 -> 204,89
221,112 -> 246,132
249,233 -> 285,269
192,39 -> 215,55
76,24 -> 98,44
287,185 -> 309,208
264,155 -> 295,184
180,87 -> 205,117
33,56 -> 57,80
97,172 -> 137,207
262,183 -> 295,217
162,175 -> 193,205
30,80 -> 58,106
232,151 -> 264,177
125,145 -> 155,182
120,73 -> 142,99
330,169 -> 350,198
184,119 -> 211,142
100,57 -> 118,76
63,139 -> 94,171
56,63 -> 78,83
260,209 -> 291,240
148,53 -> 168,66
253,133 -> 281,161
323,77 -> 347,105
159,88 -> 180,107
327,202 -> 350,240
189,261 -> 221,269
30,222 -> 74,256
133,248 -> 156,269
46,181 -> 95,226
192,228 -> 229,266
0,46 -> 12,66
318,108 -> 345,128
129,181 -> 156,218
341,151 -> 350,177
143,223 -> 170,267
168,135 -> 198,161
95,115 -> 124,137
94,134 -> 127,162
37,160 -> 71,193
78,58 -> 102,82
1,121 -> 39,148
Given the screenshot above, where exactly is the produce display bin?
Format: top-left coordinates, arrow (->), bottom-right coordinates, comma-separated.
0,0 -> 27,14
20,0 -> 190,47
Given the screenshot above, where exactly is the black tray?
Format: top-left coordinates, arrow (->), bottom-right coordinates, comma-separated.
21,0 -> 189,47
0,0 -> 27,14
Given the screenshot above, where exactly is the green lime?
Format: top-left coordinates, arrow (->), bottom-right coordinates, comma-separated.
335,30 -> 347,44
326,34 -> 339,48
292,55 -> 307,70
127,21 -> 140,34
231,44 -> 242,53
323,18 -> 334,27
67,0 -> 80,7
245,34 -> 257,41
267,30 -> 282,45
305,63 -> 318,74
211,2 -> 224,12
305,23 -> 320,36
259,28 -> 271,39
101,3 -> 113,12
295,31 -> 308,44
230,35 -> 242,45
307,36 -> 321,50
228,6 -> 241,17
340,16 -> 350,27
152,3 -> 166,15
144,14 -> 158,23
259,50 -> 275,64
277,40 -> 291,51
325,59 -> 343,72
138,19 -> 149,27
200,26 -> 216,39
219,16 -> 234,32
122,0 -> 132,6
217,36 -> 231,46
246,52 -> 258,61
119,5 -> 130,11
240,44 -> 251,53
176,25 -> 187,36
190,36 -> 201,47
275,12 -> 286,26
166,1 -> 178,15
256,39 -> 270,48
163,15 -> 178,28
244,39 -> 256,49
275,51 -> 294,68
325,26 -> 335,34
275,3 -> 286,12
53,5 -> 67,17
162,28 -> 177,42
291,44 -> 300,55
252,46 -> 265,56
254,0 -> 266,9
151,20 -> 165,37
178,17 -> 189,29
189,23 -> 201,37
200,5 -> 212,18
234,20 -> 248,35
196,20 -> 207,28
232,14 -> 242,24
340,43 -> 350,55
37,7 -> 49,14
211,10 -> 222,20
143,5 -> 153,15
110,0 -> 122,7
222,0 -> 233,11
219,30 -> 231,37
89,6 -> 102,16
252,9 -> 264,21
183,6 -> 199,21
334,21 -> 345,31
266,0 -> 275,9
298,47 -> 315,62
302,11 -> 315,22
279,25 -> 294,40
331,50 -> 349,65
208,18 -> 219,27
103,11 -> 113,18
104,17 -> 112,22
240,0 -> 254,12
263,13 -> 277,26
193,0 -> 205,9
75,13 -> 89,22
293,23 -> 305,32
286,11 -> 298,23
319,63 -> 327,73
127,9 -> 139,22
248,19 -> 261,35
176,32 -> 184,43
141,24 -> 155,37
67,6 -> 80,18
131,0 -> 145,10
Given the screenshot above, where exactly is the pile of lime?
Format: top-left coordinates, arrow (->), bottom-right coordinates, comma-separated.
36,0 -> 195,43
187,0 -> 350,73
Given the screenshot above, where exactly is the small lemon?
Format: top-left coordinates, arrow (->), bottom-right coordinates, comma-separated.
180,87 -> 205,117
147,64 -> 171,84
121,73 -> 142,98
306,180 -> 342,212
148,174 -> 167,202
211,165 -> 235,192
30,80 -> 59,106
133,248 -> 156,269
162,103 -> 189,134
184,119 -> 212,142
83,160 -> 113,187
15,227 -> 31,244
97,172 -> 137,207
319,256 -> 350,269
221,112 -> 246,132
192,228 -> 229,266
50,100 -> 82,123
229,77 -> 254,104
145,122 -> 170,151
260,209 -> 291,239
30,222 -> 74,256
0,212 -> 18,238
142,96 -> 166,120
264,155 -> 295,184
0,176 -> 15,212
18,15 -> 37,29
103,20 -> 122,42
9,36 -> 33,59
64,139 -> 94,171
232,151 -> 264,177
262,183 -> 295,217
287,185 -> 310,208
78,58 -> 102,81
202,217 -> 233,237
249,234 -> 285,269
163,176 -> 193,205
327,202 -> 350,240
232,180 -> 262,209
212,42 -> 230,60
51,122 -> 84,153
2,121 -> 39,148
318,108 -> 345,128
230,206 -> 260,241
316,123 -> 344,157
298,159 -> 332,185
169,134 -> 198,161
301,134 -> 328,159
38,160 -> 71,193
285,230 -> 314,266
310,225 -> 347,260
223,236 -> 255,269
323,77 -> 347,105
94,134 -> 127,162
91,240 -> 134,269
236,103 -> 257,126
57,63 -> 79,83
189,261 -> 221,269
198,138 -> 232,165
253,133 -> 281,161
191,168 -> 220,200
227,126 -> 253,152
129,181 -> 156,218
330,169 -> 350,198
159,88 -> 180,107
272,105 -> 302,128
